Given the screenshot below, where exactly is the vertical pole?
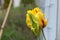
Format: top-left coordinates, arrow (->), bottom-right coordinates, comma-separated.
0,0 -> 13,40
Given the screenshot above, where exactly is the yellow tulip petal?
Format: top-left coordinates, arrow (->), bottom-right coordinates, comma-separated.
26,14 -> 32,28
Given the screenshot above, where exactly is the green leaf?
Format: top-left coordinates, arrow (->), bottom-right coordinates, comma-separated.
28,13 -> 40,36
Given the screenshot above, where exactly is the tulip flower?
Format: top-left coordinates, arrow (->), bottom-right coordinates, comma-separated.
26,7 -> 48,40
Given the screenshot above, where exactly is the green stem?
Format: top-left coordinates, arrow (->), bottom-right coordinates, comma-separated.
41,29 -> 46,40
37,36 -> 40,40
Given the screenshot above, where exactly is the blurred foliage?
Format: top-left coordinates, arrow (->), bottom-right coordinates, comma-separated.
21,0 -> 35,4
3,0 -> 10,9
0,0 -> 38,40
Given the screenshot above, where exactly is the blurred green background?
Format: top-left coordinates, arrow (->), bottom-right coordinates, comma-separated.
0,0 -> 39,40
